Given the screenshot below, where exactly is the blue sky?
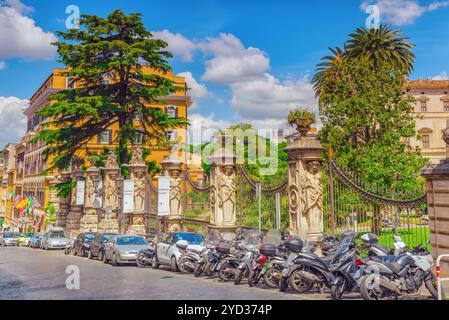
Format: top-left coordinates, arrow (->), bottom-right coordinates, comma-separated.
0,0 -> 449,146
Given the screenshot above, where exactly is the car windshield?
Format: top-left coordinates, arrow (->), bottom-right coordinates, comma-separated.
102,234 -> 117,243
173,233 -> 204,245
84,234 -> 96,242
3,233 -> 19,238
50,232 -> 66,239
116,236 -> 147,245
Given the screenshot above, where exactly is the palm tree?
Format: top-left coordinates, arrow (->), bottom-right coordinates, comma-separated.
312,46 -> 345,98
345,25 -> 415,74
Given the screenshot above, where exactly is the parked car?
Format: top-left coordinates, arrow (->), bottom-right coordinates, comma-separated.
104,235 -> 148,266
153,232 -> 205,272
20,232 -> 39,247
73,232 -> 97,257
28,233 -> 42,248
41,229 -> 69,250
0,232 -> 21,246
88,232 -> 119,261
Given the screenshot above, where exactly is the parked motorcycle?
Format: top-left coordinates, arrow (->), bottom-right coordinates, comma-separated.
193,230 -> 223,277
216,233 -> 247,282
64,237 -> 75,255
359,243 -> 439,300
233,230 -> 262,285
247,229 -> 284,288
136,239 -> 156,268
280,231 -> 358,294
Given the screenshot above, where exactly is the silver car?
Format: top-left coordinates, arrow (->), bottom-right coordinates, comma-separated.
0,232 -> 20,246
41,230 -> 69,250
104,235 -> 148,266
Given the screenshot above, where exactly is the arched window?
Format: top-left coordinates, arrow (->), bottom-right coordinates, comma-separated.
165,105 -> 178,118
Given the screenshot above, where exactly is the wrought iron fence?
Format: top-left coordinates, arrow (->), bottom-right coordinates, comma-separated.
183,170 -> 210,221
236,165 -> 289,231
323,160 -> 429,249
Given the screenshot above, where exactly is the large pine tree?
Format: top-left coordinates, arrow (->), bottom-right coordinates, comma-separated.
34,9 -> 186,170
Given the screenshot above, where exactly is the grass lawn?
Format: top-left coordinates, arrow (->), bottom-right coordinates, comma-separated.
376,227 -> 430,249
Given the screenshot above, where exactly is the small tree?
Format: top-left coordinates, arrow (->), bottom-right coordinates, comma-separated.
34,9 -> 187,171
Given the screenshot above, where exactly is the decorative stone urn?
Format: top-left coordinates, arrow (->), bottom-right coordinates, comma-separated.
294,118 -> 314,137
421,127 -> 449,276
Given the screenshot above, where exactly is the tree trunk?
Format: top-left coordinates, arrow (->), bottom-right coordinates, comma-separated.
118,116 -> 129,165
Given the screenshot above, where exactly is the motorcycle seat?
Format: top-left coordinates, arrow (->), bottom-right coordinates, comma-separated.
372,243 -> 392,255
370,255 -> 396,263
188,248 -> 204,255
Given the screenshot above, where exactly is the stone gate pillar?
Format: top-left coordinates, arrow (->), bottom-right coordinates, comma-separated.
161,155 -> 183,232
66,168 -> 84,235
98,151 -> 120,233
126,146 -> 147,236
421,128 -> 449,276
284,131 -> 324,241
79,160 -> 100,233
209,135 -> 237,241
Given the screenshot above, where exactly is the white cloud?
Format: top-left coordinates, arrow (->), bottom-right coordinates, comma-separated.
361,0 -> 449,26
2,0 -> 33,14
176,71 -> 209,109
432,72 -> 449,80
0,61 -> 6,70
152,29 -> 197,62
188,113 -> 232,143
230,73 -> 316,120
200,33 -> 270,84
0,6 -> 57,60
0,96 -> 28,147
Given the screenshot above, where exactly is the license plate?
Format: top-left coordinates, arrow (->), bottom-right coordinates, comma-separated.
282,269 -> 289,277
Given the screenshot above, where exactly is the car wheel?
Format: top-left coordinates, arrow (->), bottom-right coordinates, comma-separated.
151,255 -> 159,269
98,250 -> 104,262
112,253 -> 119,266
103,252 -> 109,264
170,256 -> 178,272
87,249 -> 93,260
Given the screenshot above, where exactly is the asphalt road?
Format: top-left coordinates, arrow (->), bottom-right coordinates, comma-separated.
0,246 -> 439,300
0,246 -> 329,300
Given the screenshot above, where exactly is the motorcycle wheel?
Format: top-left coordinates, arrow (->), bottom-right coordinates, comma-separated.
234,269 -> 245,285
136,254 -> 147,268
263,268 -> 280,288
151,256 -> 159,269
425,276 -> 440,299
248,270 -> 260,287
279,277 -> 289,292
218,262 -> 235,282
204,262 -> 213,277
194,263 -> 204,278
359,275 -> 388,300
98,250 -> 104,262
330,277 -> 346,300
290,268 -> 315,293
64,247 -> 71,255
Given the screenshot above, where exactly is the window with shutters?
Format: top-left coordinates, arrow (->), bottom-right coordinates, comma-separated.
98,130 -> 111,144
420,100 -> 427,112
166,105 -> 177,118
67,77 -> 76,90
422,135 -> 430,148
166,130 -> 178,142
444,100 -> 449,112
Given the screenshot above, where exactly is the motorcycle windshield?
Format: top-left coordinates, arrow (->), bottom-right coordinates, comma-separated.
245,229 -> 262,248
262,229 -> 282,246
205,230 -> 223,246
334,237 -> 352,259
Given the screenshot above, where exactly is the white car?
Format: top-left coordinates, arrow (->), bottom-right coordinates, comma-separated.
152,232 -> 205,272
